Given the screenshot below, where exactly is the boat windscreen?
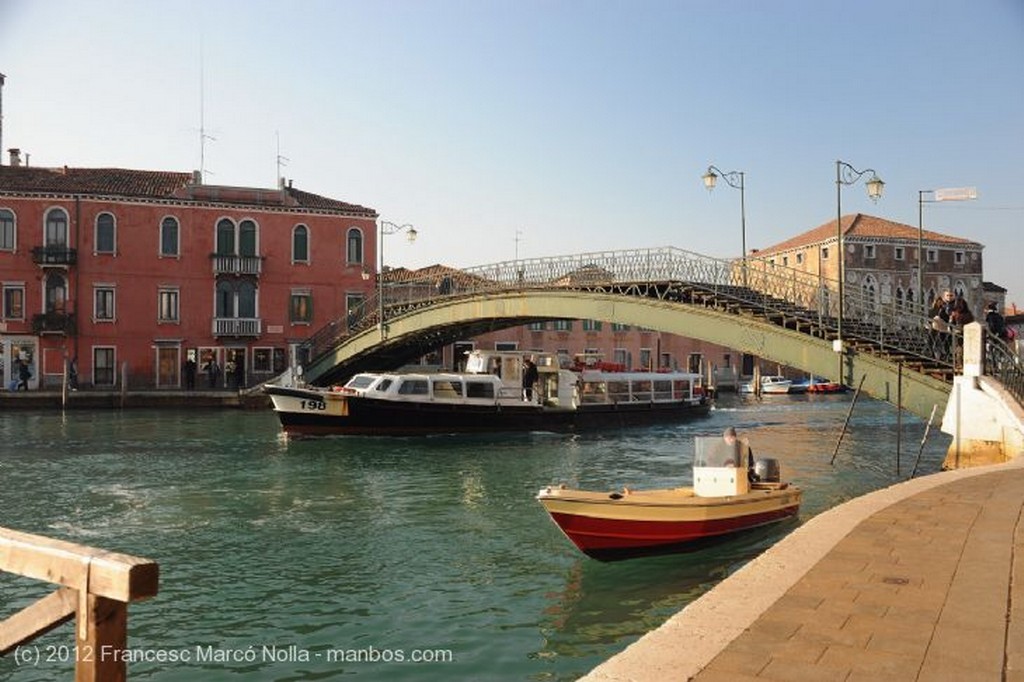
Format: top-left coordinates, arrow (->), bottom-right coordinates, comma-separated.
346,375 -> 377,390
694,437 -> 741,467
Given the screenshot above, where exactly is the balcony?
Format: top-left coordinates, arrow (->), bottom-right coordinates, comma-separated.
211,254 -> 263,276
213,317 -> 262,337
31,246 -> 77,267
32,312 -> 76,336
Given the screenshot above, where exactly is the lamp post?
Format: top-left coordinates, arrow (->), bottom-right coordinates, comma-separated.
835,160 -> 884,346
918,187 -> 977,314
378,220 -> 418,338
702,165 -> 747,286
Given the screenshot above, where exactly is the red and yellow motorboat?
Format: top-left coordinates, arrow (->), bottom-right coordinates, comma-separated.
537,436 -> 801,560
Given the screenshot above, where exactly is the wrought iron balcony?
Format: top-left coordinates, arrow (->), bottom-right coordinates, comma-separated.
32,312 -> 76,335
212,317 -> 262,337
31,246 -> 77,266
211,254 -> 263,275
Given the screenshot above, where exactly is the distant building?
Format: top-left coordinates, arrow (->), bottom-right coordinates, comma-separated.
750,213 -> 993,316
0,159 -> 377,390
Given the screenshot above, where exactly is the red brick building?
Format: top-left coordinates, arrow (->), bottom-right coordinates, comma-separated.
0,157 -> 377,390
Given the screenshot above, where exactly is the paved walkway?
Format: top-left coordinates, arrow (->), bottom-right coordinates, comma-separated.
582,459 -> 1024,682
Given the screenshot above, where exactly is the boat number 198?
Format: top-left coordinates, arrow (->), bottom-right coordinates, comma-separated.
300,399 -> 326,411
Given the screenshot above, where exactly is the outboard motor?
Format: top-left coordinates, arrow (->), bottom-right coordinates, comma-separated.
754,458 -> 781,483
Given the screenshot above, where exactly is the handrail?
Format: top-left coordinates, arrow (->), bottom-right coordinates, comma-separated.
0,526 -> 158,682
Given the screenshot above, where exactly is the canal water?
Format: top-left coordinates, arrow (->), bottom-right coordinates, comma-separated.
0,394 -> 950,681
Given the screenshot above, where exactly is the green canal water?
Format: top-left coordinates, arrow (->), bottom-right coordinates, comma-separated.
0,394 -> 950,681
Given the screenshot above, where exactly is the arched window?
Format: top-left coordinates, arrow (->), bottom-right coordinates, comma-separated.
45,208 -> 68,247
292,225 -> 309,263
216,218 -> 235,255
239,220 -> 257,257
0,208 -> 15,251
216,280 -> 234,318
45,273 -> 67,314
238,280 -> 256,318
160,216 -> 179,257
347,228 -> 363,264
862,275 -> 878,314
95,212 -> 116,253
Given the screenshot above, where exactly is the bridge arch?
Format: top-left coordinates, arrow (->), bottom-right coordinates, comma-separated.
305,290 -> 951,420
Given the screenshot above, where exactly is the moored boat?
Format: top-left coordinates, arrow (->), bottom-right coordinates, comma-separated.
738,375 -> 793,394
536,435 -> 801,560
265,350 -> 710,436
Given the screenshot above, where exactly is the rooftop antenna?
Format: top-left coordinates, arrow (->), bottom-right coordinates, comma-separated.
197,38 -> 216,182
276,130 -> 289,186
514,229 -> 523,261
0,72 -> 5,164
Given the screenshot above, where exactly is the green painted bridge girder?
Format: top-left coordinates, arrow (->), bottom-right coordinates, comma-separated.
306,290 -> 951,421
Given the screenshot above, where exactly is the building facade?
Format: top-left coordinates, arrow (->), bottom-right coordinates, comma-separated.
0,159 -> 377,390
749,213 -> 994,317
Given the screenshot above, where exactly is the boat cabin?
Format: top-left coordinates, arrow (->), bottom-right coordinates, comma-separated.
692,435 -> 750,497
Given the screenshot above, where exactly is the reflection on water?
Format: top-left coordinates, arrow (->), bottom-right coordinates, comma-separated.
0,395 -> 949,681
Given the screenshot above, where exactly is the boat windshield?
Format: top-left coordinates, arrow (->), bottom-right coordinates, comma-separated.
694,436 -> 741,468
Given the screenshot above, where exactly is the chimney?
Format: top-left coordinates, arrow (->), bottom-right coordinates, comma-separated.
8,148 -> 21,166
191,169 -> 202,184
278,176 -> 286,190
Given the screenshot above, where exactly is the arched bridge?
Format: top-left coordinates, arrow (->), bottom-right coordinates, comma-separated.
297,247 -> 1023,422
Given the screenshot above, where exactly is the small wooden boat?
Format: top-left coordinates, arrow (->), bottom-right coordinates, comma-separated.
537,436 -> 801,560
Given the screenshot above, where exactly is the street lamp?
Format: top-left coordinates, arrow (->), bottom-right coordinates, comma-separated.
702,165 -> 747,286
378,220 -> 418,338
918,187 -> 977,314
835,160 -> 884,347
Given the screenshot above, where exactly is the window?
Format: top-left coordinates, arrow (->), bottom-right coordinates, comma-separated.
239,220 -> 257,256
613,348 -> 628,367
346,228 -> 364,264
465,382 -> 495,399
954,251 -> 965,265
495,341 -> 518,351
253,347 -> 274,374
864,244 -> 876,259
345,293 -> 365,326
216,218 -> 235,255
2,284 -> 24,319
894,246 -> 905,261
927,249 -> 938,263
796,252 -> 804,265
290,291 -> 313,323
217,279 -> 257,319
94,286 -> 115,321
0,209 -> 15,251
45,208 -> 68,247
782,256 -> 788,267
397,379 -> 429,395
158,288 -> 180,323
95,213 -> 116,253
45,273 -> 67,313
639,348 -> 652,370
293,225 -> 309,263
160,217 -> 179,257
822,246 -> 829,260
612,322 -> 631,332
93,347 -> 116,387
553,320 -> 573,332
582,319 -> 602,332
528,321 -> 546,332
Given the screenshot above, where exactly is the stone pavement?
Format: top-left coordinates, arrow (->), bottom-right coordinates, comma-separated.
581,458 -> 1024,682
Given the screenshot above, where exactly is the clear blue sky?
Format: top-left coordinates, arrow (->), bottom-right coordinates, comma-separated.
2,0 -> 1022,303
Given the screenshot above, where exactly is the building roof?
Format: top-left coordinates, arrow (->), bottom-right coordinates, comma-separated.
0,165 -> 376,216
755,213 -> 981,257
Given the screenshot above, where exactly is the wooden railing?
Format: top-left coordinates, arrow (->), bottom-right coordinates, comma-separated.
0,526 -> 159,682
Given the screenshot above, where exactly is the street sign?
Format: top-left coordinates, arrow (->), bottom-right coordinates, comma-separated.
934,187 -> 978,202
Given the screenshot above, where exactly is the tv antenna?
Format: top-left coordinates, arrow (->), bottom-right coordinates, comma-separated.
276,130 -> 289,185
197,38 -> 216,181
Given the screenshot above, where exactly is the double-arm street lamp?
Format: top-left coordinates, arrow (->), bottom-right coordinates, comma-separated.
377,220 -> 418,338
702,166 -> 747,286
835,160 -> 884,346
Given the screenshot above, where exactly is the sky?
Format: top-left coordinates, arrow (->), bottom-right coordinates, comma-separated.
1,0 -> 1022,303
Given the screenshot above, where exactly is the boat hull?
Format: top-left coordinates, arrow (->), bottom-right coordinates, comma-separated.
266,386 -> 710,436
537,485 -> 801,560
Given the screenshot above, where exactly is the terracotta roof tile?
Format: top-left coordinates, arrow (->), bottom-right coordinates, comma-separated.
755,213 -> 981,256
0,165 -> 376,216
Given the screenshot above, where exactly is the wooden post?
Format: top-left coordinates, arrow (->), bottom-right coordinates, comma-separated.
76,595 -> 128,682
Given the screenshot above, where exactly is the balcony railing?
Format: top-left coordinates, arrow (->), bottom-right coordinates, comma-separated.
211,254 -> 263,275
31,245 -> 77,266
32,312 -> 76,336
213,317 -> 262,337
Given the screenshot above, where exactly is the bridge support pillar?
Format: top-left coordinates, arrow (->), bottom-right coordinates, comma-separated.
941,323 -> 1024,469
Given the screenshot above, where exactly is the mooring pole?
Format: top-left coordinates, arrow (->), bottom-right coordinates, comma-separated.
896,362 -> 903,476
830,374 -> 867,466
